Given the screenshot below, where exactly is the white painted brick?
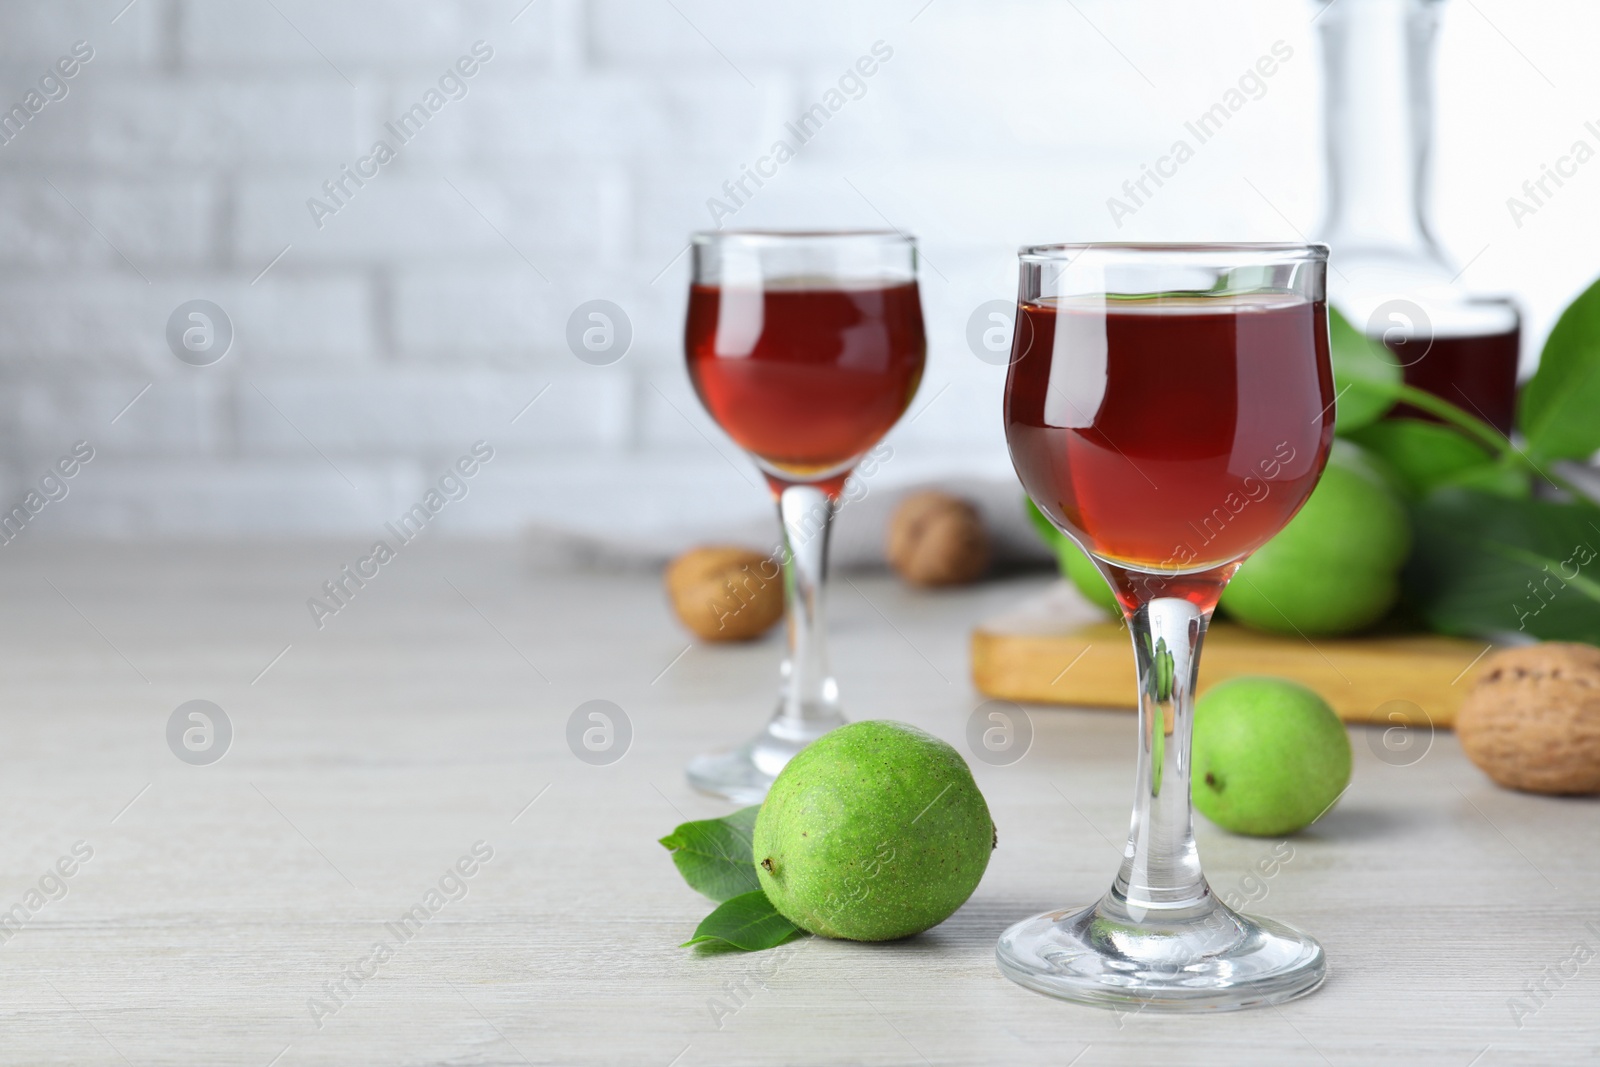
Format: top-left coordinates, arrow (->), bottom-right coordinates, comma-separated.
0,0 -> 1588,543
1067,0 -> 1309,92
235,373 -> 633,458
33,459 -> 423,536
215,276 -> 377,367
390,269 -> 564,362
0,2 -> 162,67
788,62 -> 1145,166
0,77 -> 359,166
437,446 -> 1019,548
234,170 -> 615,265
788,160 -> 1137,249
0,471 -> 20,516
390,266 -> 684,367
180,1 -> 550,73
0,275 -> 194,368
883,362 -> 1007,451
595,281 -> 690,370
632,371 -> 742,454
0,274 -> 374,369
0,177 -> 212,267
631,161 -> 886,265
9,378 -> 223,459
631,157 -> 1103,268
917,244 -> 1034,361
435,451 -> 768,537
419,74 -> 770,163
589,0 -> 876,66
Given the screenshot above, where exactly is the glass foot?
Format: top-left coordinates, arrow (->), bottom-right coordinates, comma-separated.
996,895 -> 1325,1012
686,710 -> 845,804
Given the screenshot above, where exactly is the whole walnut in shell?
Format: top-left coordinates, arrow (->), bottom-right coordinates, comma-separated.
1456,643 -> 1600,795
665,546 -> 783,642
886,491 -> 991,587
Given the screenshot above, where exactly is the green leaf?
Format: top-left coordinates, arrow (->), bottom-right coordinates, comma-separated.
1434,457 -> 1531,500
1521,273 -> 1600,460
1403,488 -> 1600,643
1345,418 -> 1496,498
1329,305 -> 1402,433
660,806 -> 762,902
682,890 -> 804,951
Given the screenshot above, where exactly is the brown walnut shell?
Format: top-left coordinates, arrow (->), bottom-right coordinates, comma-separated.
1455,643 -> 1600,795
886,491 -> 991,588
664,546 -> 784,642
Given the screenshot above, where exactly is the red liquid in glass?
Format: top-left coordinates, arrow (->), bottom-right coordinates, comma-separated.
1385,327 -> 1520,436
686,282 -> 926,482
1005,295 -> 1335,572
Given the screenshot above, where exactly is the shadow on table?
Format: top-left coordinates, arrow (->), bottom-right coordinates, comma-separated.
1296,800 -> 1420,842
899,897 -> 1080,950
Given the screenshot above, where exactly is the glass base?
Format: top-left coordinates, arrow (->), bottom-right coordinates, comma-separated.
686,708 -> 845,804
996,894 -> 1326,1013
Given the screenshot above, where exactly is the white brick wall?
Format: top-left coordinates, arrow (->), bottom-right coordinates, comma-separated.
0,0 -> 1595,540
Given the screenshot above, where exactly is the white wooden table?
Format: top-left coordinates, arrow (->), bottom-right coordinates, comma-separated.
0,540 -> 1594,1066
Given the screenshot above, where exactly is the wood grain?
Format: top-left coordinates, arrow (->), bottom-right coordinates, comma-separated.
972,583 -> 1494,726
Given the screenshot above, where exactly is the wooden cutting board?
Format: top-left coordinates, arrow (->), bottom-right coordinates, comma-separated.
970,582 -> 1496,726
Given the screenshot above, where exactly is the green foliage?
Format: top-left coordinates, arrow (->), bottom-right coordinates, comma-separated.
663,807 -> 807,952
1521,274 -> 1600,461
681,890 -> 803,951
1328,306 -> 1401,432
659,805 -> 762,902
1403,489 -> 1600,643
1344,418 -> 1495,498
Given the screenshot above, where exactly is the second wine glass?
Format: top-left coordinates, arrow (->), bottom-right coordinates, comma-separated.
996,242 -> 1336,1011
683,230 -> 926,802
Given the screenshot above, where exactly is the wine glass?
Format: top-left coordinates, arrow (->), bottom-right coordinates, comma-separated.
996,243 -> 1335,1011
682,231 -> 926,802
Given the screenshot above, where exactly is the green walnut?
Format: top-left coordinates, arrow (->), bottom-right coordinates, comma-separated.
1192,676 -> 1352,837
753,721 -> 995,941
1220,441 -> 1411,636
1026,498 -> 1122,617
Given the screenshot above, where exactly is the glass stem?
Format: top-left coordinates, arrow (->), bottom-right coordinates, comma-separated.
775,484 -> 841,733
1113,594 -> 1213,920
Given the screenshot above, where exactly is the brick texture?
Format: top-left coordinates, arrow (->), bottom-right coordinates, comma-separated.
0,0 -> 1590,536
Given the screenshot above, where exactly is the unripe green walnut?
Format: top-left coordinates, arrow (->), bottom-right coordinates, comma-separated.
754,721 -> 995,941
1193,676 -> 1352,837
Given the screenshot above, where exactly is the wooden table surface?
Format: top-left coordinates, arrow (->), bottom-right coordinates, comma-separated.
0,540 -> 1595,1066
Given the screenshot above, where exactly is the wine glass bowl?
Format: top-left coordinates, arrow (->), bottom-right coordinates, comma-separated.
1007,290 -> 1333,576
687,284 -> 924,484
996,243 -> 1336,1011
682,231 -> 926,802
